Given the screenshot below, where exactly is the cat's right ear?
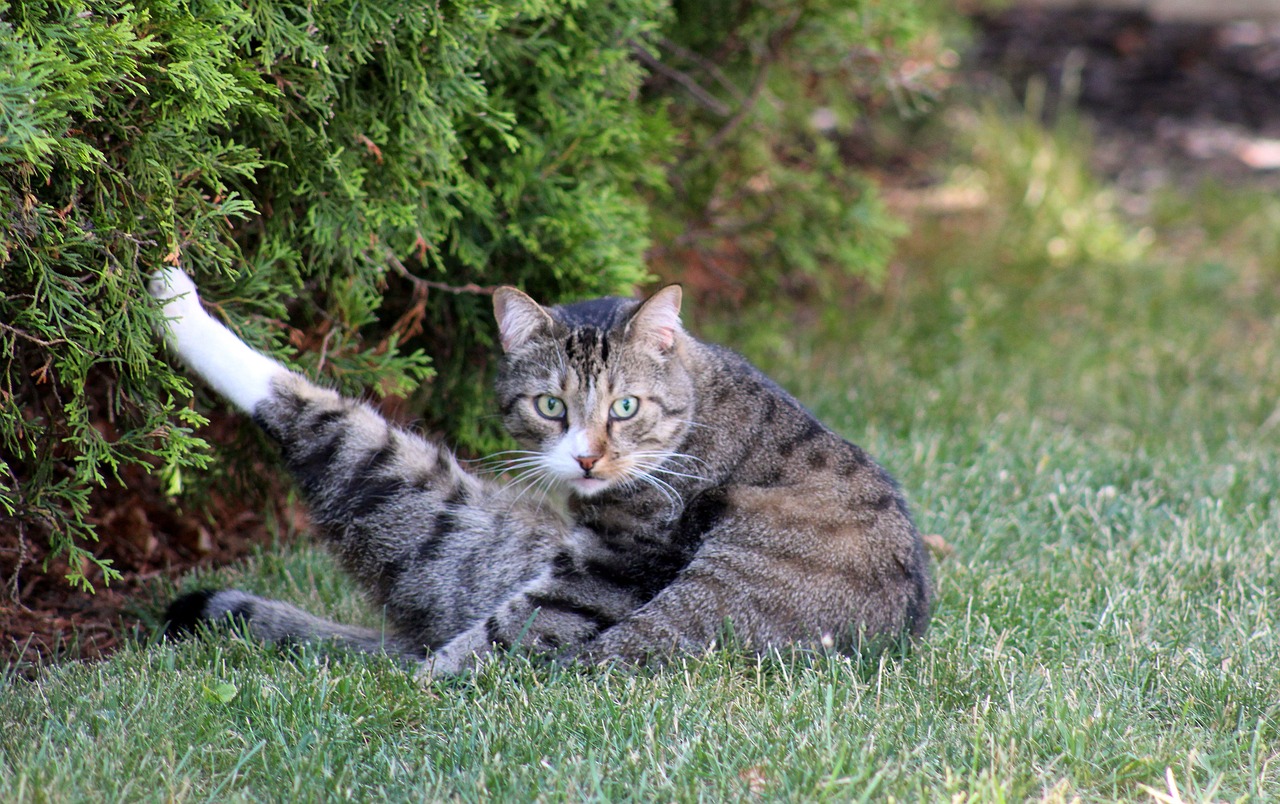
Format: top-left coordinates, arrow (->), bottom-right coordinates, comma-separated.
493,287 -> 555,352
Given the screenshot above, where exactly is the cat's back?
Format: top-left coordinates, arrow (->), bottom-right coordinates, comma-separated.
683,340 -> 931,642
688,341 -> 887,488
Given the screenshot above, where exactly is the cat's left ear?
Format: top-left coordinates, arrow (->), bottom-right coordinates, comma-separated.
626,284 -> 683,353
493,287 -> 555,352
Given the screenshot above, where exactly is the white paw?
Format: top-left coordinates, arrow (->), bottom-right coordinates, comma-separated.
149,267 -> 203,319
424,647 -> 473,678
147,266 -> 283,412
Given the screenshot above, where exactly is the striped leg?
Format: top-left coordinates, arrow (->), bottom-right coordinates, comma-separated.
151,269 -> 571,662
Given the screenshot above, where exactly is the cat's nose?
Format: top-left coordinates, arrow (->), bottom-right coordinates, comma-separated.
575,454 -> 601,472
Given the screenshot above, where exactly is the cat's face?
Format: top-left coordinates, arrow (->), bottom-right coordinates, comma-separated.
492,286 -> 695,497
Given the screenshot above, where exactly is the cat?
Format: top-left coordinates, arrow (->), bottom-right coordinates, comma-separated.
151,267 -> 931,675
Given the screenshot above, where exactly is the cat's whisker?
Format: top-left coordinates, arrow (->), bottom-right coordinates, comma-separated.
473,466 -> 544,480
505,465 -> 557,509
497,459 -> 548,489
508,470 -> 541,498
647,466 -> 706,482
647,471 -> 683,498
477,449 -> 543,460
531,473 -> 564,512
622,464 -> 683,514
621,469 -> 662,501
474,459 -> 549,476
632,461 -> 703,485
671,418 -> 713,431
630,452 -> 710,483
471,454 -> 550,477
637,475 -> 682,516
488,454 -> 547,465
473,462 -> 543,475
469,449 -> 543,469
631,449 -> 711,470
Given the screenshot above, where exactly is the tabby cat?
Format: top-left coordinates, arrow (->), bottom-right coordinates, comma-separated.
152,268 -> 930,675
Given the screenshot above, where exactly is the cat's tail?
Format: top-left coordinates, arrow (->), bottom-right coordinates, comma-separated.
164,588 -> 428,662
149,267 -> 286,413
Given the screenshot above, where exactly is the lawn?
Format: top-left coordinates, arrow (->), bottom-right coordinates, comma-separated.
4,103 -> 1280,801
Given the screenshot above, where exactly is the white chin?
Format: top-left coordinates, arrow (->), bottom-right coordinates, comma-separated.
568,477 -> 611,496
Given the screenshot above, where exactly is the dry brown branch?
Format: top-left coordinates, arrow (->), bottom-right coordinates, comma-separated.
384,251 -> 498,296
631,42 -> 732,117
0,321 -> 69,349
704,11 -> 803,152
654,36 -> 747,103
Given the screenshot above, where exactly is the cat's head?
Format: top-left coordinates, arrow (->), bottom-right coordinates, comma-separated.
491,285 -> 695,497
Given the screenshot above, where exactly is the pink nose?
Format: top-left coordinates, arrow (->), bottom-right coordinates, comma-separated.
575,454 -> 601,472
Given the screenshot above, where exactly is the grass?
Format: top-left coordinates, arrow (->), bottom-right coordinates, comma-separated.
6,101 -> 1280,800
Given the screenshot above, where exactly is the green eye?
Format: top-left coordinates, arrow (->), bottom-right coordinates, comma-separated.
610,396 -> 640,420
534,394 -> 566,420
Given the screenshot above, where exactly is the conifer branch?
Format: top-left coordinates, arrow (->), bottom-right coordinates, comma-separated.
0,322 -> 68,349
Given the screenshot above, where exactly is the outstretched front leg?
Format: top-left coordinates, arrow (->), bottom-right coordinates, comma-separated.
150,269 -> 571,664
148,268 -> 282,414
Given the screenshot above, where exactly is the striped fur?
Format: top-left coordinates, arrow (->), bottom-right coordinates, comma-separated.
152,269 -> 931,675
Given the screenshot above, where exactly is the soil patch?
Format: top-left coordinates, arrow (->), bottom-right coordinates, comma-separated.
971,7 -> 1280,193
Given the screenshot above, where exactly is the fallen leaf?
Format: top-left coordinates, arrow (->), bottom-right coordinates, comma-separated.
1237,138 -> 1280,170
738,764 -> 768,795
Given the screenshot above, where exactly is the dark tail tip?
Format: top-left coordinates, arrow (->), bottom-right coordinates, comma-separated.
163,589 -> 220,640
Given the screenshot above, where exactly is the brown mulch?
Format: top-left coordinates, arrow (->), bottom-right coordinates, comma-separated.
1,413 -> 305,676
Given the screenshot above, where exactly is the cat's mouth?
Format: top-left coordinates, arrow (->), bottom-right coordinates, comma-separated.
568,475 -> 611,496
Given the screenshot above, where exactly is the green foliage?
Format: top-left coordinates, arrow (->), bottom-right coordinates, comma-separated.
0,0 -> 665,590
0,0 -> 265,591
644,0 -> 957,301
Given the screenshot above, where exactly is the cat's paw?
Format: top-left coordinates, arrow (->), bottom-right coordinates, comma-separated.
148,267 -> 203,319
416,650 -> 493,683
417,627 -> 492,680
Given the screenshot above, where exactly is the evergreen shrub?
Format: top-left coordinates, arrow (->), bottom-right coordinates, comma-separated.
0,0 -> 937,593
1,0 -> 664,590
